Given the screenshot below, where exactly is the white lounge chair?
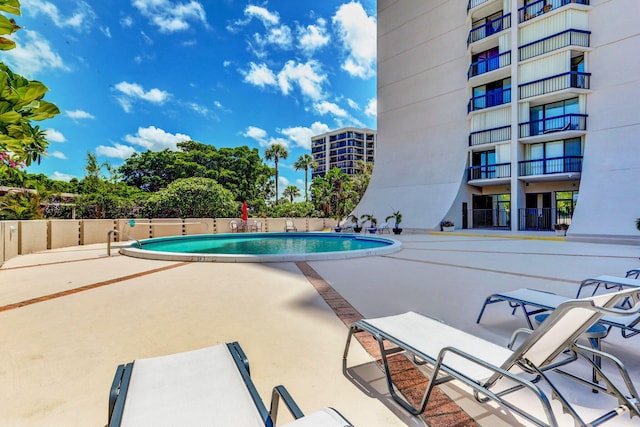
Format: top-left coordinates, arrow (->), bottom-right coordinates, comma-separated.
344,289 -> 640,426
109,342 -> 352,427
376,222 -> 390,234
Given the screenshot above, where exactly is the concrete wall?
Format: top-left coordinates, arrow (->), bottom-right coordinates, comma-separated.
48,220 -> 81,249
82,220 -> 117,244
18,221 -> 48,255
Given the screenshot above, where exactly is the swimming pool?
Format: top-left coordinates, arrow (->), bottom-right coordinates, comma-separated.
119,232 -> 402,262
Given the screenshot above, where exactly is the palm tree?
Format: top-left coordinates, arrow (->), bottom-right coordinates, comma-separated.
264,143 -> 289,203
293,154 -> 318,201
282,185 -> 301,203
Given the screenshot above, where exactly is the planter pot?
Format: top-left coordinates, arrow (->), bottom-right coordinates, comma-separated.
334,227 -> 342,232
392,228 -> 402,235
442,226 -> 455,232
353,226 -> 362,233
555,230 -> 566,236
367,228 -> 377,234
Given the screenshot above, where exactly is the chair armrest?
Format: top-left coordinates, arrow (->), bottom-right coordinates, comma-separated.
270,385 -> 304,424
508,328 -> 534,349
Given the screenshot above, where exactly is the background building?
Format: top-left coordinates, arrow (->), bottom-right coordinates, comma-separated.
357,0 -> 639,243
311,127 -> 376,178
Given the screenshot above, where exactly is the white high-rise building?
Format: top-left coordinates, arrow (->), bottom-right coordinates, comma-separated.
358,0 -> 640,243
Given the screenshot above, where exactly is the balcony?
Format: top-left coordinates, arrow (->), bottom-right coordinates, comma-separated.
519,29 -> 590,61
518,155 -> 583,177
467,0 -> 491,12
468,51 -> 511,79
468,14 -> 511,45
468,162 -> 511,181
519,0 -> 590,23
519,71 -> 590,99
468,87 -> 511,113
519,113 -> 587,138
469,125 -> 511,146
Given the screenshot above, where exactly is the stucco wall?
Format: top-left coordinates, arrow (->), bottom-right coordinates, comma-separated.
356,1 -> 470,230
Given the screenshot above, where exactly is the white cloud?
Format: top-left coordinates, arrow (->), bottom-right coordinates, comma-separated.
243,62 -> 277,88
51,171 -> 75,182
101,26 -> 112,38
96,143 -> 137,159
114,81 -> 170,112
346,98 -> 359,110
121,16 -> 134,27
332,2 -> 377,79
3,30 -> 68,77
49,151 -> 67,159
365,97 -> 377,117
124,126 -> 191,151
297,19 -> 329,55
279,121 -> 330,150
266,25 -> 293,48
278,175 -> 290,188
243,126 -> 294,149
132,0 -> 207,33
66,110 -> 95,120
22,0 -> 96,32
244,5 -> 279,26
45,129 -> 66,143
277,60 -> 326,101
313,101 -> 348,117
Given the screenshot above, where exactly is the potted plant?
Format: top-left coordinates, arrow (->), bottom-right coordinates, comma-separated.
554,223 -> 569,236
441,220 -> 455,232
361,213 -> 377,234
385,210 -> 403,235
348,214 -> 362,233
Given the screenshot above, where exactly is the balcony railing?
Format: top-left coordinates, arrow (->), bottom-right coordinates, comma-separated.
519,113 -> 587,137
467,0 -> 491,12
469,125 -> 511,146
468,14 -> 511,45
468,162 -> 511,180
519,71 -> 590,99
518,207 -> 572,231
468,87 -> 511,112
468,51 -> 511,79
518,155 -> 583,176
473,209 -> 511,228
519,0 -> 590,23
519,29 -> 590,61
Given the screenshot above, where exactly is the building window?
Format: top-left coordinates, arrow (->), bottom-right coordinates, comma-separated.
529,97 -> 579,134
555,190 -> 578,224
471,77 -> 511,111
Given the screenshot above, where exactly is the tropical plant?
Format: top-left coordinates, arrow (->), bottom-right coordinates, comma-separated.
293,153 -> 317,201
0,189 -> 42,220
385,209 -> 402,229
143,177 -> 236,218
347,213 -> 360,227
635,217 -> 639,231
360,213 -> 377,228
263,143 -> 288,203
282,185 -> 301,203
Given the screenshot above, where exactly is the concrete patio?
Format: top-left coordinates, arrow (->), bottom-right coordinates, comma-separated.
0,232 -> 639,426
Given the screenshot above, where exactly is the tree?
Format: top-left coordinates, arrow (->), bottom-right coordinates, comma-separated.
310,167 -> 356,221
263,143 -> 288,204
293,153 -> 317,202
143,177 -> 237,218
0,2 -> 60,177
282,185 -> 301,203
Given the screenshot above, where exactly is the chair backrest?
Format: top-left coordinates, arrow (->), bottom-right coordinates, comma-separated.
230,220 -> 238,230
498,288 -> 640,377
285,219 -> 295,229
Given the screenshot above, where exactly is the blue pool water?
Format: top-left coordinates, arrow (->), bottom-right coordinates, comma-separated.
120,232 -> 401,262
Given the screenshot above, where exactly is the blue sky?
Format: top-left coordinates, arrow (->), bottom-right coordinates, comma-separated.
4,0 -> 376,191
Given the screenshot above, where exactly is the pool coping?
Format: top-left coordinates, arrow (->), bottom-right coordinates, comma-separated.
119,232 -> 403,263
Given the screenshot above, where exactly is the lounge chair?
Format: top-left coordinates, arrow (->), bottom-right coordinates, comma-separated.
344,288 -> 640,426
109,342 -> 352,427
477,283 -> 640,339
376,222 -> 390,234
626,269 -> 640,279
230,220 -> 239,233
284,219 -> 298,232
576,275 -> 639,298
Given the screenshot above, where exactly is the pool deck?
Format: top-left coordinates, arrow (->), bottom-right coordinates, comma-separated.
1,232 -> 639,426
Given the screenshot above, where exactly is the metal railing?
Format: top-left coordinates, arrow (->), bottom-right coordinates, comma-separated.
519,0 -> 590,23
519,71 -> 590,99
468,51 -> 511,79
468,87 -> 511,112
519,113 -> 587,137
468,14 -> 511,45
469,125 -> 511,146
467,0 -> 491,12
519,29 -> 590,61
472,209 -> 511,228
518,208 -> 573,231
468,163 -> 511,180
518,155 -> 583,176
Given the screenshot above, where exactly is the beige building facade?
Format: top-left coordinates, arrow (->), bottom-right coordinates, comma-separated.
311,127 -> 376,179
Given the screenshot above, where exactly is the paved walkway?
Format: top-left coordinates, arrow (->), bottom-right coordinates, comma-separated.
0,233 -> 639,426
